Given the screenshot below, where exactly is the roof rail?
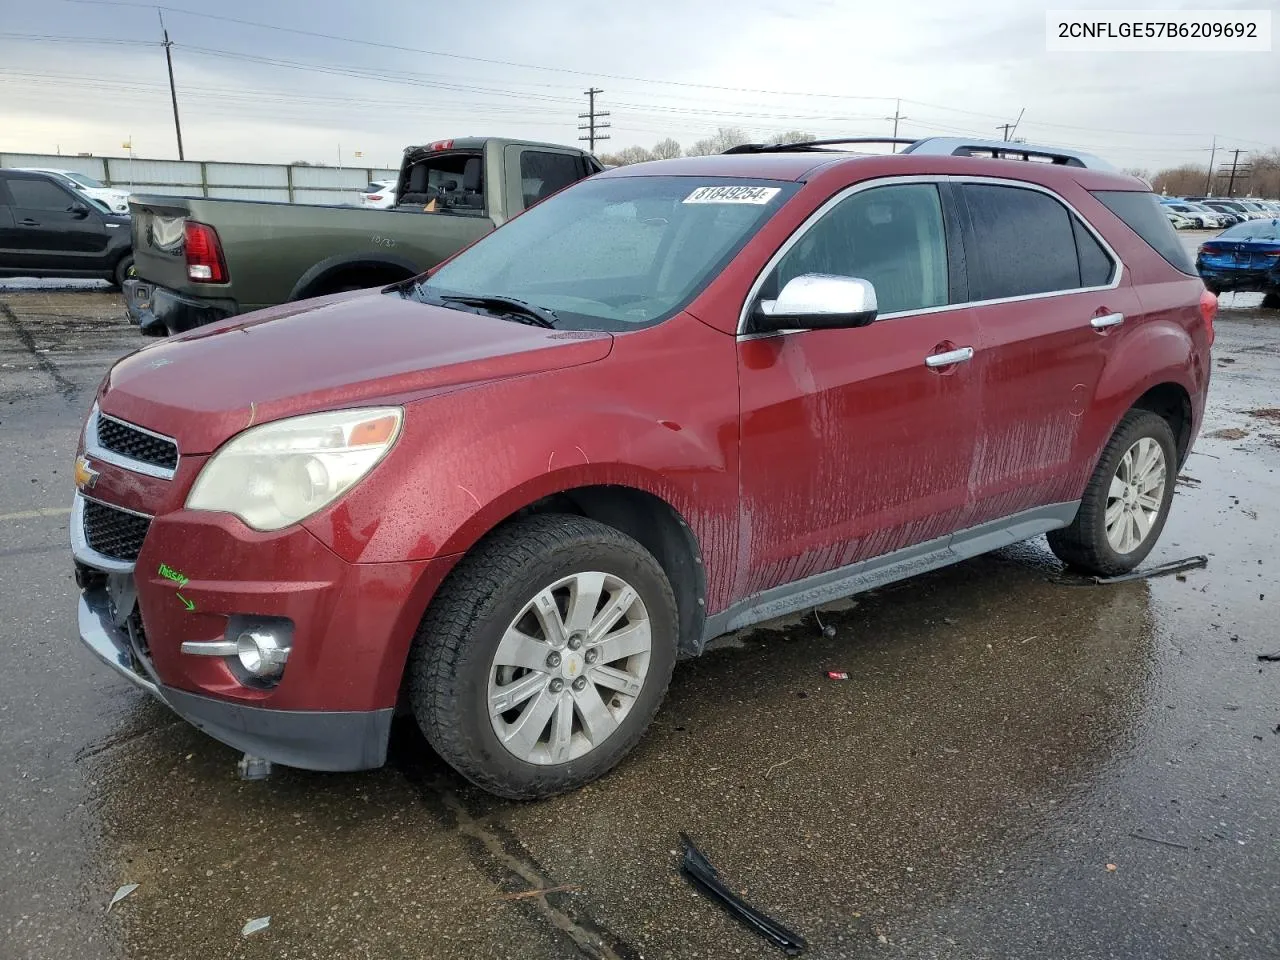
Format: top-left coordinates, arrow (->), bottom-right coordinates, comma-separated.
723,137 -> 917,155
899,137 -> 1116,171
722,135 -> 1116,172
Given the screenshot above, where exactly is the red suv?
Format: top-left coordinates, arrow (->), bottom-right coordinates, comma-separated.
71,136 -> 1214,799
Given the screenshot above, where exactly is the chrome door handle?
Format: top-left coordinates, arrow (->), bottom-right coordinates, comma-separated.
925,346 -> 974,368
1090,313 -> 1124,329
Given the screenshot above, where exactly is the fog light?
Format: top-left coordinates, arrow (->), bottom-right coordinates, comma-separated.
236,628 -> 291,678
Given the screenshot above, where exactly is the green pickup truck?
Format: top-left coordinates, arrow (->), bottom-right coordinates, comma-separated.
124,137 -> 603,336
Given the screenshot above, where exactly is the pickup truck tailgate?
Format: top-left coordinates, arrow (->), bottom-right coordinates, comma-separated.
131,197 -> 198,292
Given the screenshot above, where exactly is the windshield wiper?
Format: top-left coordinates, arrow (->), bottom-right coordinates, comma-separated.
422,288 -> 559,328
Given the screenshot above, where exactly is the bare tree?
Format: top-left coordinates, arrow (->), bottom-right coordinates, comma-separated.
1151,164 -> 1211,197
651,138 -> 682,160
686,127 -> 752,156
768,130 -> 817,145
599,145 -> 655,166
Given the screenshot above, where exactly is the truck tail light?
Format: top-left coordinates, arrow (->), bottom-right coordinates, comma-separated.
1199,288 -> 1217,347
184,220 -> 227,283
426,139 -> 454,152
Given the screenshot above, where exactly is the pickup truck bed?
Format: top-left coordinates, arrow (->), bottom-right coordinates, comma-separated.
125,137 -> 602,335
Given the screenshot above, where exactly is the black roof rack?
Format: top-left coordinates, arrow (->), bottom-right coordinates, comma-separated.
722,135 -> 1115,171
723,137 -> 917,155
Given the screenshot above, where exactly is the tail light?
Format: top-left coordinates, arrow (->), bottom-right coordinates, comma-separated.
1199,288 -> 1217,347
426,139 -> 454,152
367,195 -> 383,201
184,220 -> 227,283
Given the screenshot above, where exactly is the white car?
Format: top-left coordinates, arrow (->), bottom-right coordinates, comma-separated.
360,180 -> 397,209
1161,201 -> 1222,229
16,168 -> 130,214
1166,210 -> 1193,230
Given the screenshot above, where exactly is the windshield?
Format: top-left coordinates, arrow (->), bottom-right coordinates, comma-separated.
62,172 -> 104,188
404,175 -> 799,331
1220,219 -> 1280,241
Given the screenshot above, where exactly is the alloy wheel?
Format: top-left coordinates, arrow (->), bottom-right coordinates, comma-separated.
1104,437 -> 1167,554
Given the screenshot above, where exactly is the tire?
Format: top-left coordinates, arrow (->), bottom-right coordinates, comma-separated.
1048,410 -> 1177,578
110,254 -> 135,292
1262,291 -> 1280,310
408,513 -> 679,800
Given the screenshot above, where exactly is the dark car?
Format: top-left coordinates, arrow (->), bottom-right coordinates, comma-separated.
0,168 -> 134,288
1197,218 -> 1280,306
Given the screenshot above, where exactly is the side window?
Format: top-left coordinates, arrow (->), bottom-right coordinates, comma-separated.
8,178 -> 75,211
767,183 -> 949,315
520,151 -> 585,207
1072,217 -> 1114,287
962,184 -> 1082,300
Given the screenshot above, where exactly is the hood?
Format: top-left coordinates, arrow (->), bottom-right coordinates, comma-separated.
99,289 -> 613,454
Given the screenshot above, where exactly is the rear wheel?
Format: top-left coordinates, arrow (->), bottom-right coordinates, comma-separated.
408,514 -> 678,799
110,254 -> 135,292
1048,410 -> 1177,577
1262,291 -> 1280,310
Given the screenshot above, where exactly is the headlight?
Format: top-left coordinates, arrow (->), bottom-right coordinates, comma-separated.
186,407 -> 403,531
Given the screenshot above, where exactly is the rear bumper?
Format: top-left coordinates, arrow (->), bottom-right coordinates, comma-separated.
1197,265 -> 1280,293
77,585 -> 394,770
124,278 -> 237,337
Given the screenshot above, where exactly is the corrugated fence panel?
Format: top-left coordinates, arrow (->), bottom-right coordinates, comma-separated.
105,158 -> 203,186
206,187 -> 293,203
122,185 -> 205,199
290,166 -> 374,189
205,163 -> 289,188
0,154 -> 109,180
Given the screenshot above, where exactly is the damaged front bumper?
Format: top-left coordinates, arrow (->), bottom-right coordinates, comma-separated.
76,580 -> 394,770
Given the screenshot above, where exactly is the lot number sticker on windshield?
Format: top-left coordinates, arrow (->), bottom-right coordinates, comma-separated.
683,185 -> 780,205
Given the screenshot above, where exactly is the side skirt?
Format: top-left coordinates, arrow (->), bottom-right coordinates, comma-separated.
699,501 -> 1080,648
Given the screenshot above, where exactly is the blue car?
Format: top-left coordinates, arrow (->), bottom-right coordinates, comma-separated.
1197,218 -> 1280,306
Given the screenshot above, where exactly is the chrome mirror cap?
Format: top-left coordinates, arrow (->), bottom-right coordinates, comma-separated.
758,274 -> 878,331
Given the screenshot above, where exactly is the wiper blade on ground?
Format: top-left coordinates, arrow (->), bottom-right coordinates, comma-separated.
435,292 -> 558,328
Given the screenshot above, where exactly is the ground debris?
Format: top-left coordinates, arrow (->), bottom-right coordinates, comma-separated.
241,916 -> 270,936
1248,407 -> 1280,423
1091,555 -> 1208,585
106,883 -> 138,913
1257,651 -> 1280,663
1207,427 -> 1249,440
1129,832 -> 1190,850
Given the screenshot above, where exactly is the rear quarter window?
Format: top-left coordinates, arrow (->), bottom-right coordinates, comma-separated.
1091,190 -> 1196,275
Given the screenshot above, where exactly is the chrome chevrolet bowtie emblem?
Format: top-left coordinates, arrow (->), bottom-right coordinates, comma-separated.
74,456 -> 99,491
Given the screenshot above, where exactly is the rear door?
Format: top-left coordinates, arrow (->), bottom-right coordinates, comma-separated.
957,179 -> 1138,523
736,178 -> 982,598
2,173 -> 111,272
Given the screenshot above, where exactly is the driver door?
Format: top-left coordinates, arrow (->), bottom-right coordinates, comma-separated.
734,180 -> 983,599
2,174 -> 110,272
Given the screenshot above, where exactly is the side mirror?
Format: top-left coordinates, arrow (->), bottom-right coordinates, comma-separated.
755,274 -> 878,331
68,202 -> 90,219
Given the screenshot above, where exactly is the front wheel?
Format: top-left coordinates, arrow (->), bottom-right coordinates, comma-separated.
408,514 -> 678,799
1048,410 -> 1177,577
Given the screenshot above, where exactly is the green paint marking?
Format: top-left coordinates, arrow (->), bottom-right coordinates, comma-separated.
176,593 -> 195,612
157,563 -> 189,589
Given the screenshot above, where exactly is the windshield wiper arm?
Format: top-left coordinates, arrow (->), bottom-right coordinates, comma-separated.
436,293 -> 559,328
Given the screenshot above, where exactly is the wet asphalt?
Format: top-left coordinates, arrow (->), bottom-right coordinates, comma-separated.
1,242 -> 1278,959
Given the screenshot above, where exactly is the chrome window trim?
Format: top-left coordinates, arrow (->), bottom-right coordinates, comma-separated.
85,403 -> 180,481
70,490 -> 152,574
735,174 -> 1125,338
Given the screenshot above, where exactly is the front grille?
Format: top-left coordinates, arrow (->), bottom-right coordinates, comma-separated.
83,499 -> 151,562
96,415 -> 179,471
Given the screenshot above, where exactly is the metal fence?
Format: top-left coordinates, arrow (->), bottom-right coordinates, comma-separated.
0,152 -> 399,206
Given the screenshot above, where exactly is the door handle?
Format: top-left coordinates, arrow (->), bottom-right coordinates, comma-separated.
19,218 -> 39,226
925,346 -> 974,368
1090,313 -> 1124,330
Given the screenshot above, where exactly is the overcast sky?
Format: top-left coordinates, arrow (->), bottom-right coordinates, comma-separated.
1,0 -> 1276,174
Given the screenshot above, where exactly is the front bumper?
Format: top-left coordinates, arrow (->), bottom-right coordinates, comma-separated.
123,278 -> 237,337
77,583 -> 394,770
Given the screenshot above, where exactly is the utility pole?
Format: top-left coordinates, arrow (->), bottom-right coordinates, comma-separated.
1204,135 -> 1217,195
884,98 -> 907,150
578,88 -> 610,153
159,11 -> 184,160
1225,148 -> 1247,197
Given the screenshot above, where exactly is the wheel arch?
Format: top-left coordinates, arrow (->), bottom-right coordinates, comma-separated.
288,252 -> 422,301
